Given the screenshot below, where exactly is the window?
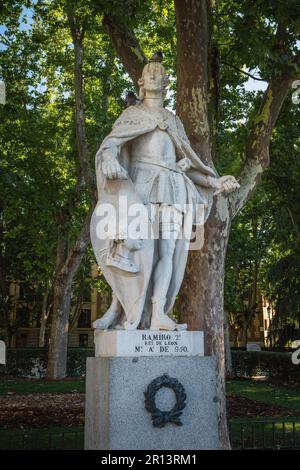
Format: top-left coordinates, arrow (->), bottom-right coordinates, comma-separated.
16,307 -> 31,327
16,333 -> 27,348
19,285 -> 35,302
79,333 -> 89,348
77,309 -> 91,328
264,319 -> 268,330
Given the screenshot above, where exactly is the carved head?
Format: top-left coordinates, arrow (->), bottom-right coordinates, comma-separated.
138,60 -> 169,100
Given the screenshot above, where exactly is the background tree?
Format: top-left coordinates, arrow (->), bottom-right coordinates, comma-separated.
260,100 -> 300,348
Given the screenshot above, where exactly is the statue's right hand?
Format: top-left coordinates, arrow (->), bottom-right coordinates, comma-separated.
102,158 -> 128,180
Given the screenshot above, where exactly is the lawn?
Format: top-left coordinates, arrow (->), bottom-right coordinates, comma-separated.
0,377 -> 299,449
229,418 -> 300,449
227,379 -> 300,414
0,425 -> 84,450
0,378 -> 85,395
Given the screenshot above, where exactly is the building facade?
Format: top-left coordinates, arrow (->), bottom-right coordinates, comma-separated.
7,282 -> 275,349
8,281 -> 110,349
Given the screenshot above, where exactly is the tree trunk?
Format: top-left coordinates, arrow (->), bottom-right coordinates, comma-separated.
69,299 -> 83,332
241,321 -> 248,348
233,328 -> 239,348
179,197 -> 231,448
46,210 -> 92,379
224,310 -> 232,376
46,275 -> 72,378
38,290 -> 49,348
46,9 -> 96,379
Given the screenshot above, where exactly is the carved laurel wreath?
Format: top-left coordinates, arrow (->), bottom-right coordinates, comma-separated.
144,374 -> 187,428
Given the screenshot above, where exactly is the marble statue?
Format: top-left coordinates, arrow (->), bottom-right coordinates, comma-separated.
90,54 -> 239,331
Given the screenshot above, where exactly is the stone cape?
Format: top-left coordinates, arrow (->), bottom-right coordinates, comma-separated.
97,104 -> 217,203
91,104 -> 217,329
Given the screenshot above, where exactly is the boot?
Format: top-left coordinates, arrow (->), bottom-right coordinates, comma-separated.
150,296 -> 187,331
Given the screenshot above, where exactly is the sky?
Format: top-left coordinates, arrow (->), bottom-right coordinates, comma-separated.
245,76 -> 268,93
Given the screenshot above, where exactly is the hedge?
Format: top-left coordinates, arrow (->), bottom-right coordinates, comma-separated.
231,350 -> 300,382
0,348 -> 94,378
1,348 -> 299,382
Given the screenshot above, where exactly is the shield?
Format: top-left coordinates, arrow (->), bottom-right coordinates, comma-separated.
90,177 -> 154,329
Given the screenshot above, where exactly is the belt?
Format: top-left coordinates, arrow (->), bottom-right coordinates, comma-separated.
132,156 -> 183,174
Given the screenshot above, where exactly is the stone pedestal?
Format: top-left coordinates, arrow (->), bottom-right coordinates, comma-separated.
84,330 -> 220,450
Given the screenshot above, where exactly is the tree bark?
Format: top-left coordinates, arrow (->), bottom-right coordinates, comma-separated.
241,321 -> 248,349
178,196 -> 232,447
102,15 -> 147,91
175,0 -> 211,163
233,328 -> 239,348
224,311 -> 233,376
46,8 -> 96,379
38,290 -> 49,348
46,210 -> 92,378
46,277 -> 72,378
69,298 -> 83,332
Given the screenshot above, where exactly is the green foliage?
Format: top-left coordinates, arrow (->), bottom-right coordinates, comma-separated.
0,377 -> 85,395
227,378 -> 300,413
231,350 -> 300,383
0,426 -> 84,450
66,348 -> 94,377
0,348 -> 94,377
224,89 -> 300,346
0,348 -> 48,377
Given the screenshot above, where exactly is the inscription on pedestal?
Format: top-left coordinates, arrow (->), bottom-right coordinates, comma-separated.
94,330 -> 204,357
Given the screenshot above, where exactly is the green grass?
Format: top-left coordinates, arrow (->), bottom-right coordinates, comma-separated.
226,379 -> 300,413
0,377 -> 299,449
1,377 -> 298,412
229,418 -> 300,449
0,378 -> 85,395
0,426 -> 84,450
1,421 -> 299,450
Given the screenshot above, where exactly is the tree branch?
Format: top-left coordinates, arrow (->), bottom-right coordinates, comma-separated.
102,14 -> 147,90
0,33 -> 10,47
67,8 -> 95,202
221,61 -> 267,81
62,206 -> 94,281
229,52 -> 300,218
207,0 -> 220,160
175,0 -> 211,164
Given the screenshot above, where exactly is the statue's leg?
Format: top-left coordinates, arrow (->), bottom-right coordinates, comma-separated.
92,293 -> 122,330
150,206 -> 187,331
152,237 -> 176,300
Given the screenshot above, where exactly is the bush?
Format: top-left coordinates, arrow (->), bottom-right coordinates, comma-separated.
66,348 -> 94,377
231,350 -> 299,382
0,348 -> 94,378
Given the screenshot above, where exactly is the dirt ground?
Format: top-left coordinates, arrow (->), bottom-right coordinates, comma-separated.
0,393 -> 85,429
0,393 -> 299,429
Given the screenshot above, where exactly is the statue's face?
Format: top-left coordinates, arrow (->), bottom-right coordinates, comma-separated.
141,62 -> 167,94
